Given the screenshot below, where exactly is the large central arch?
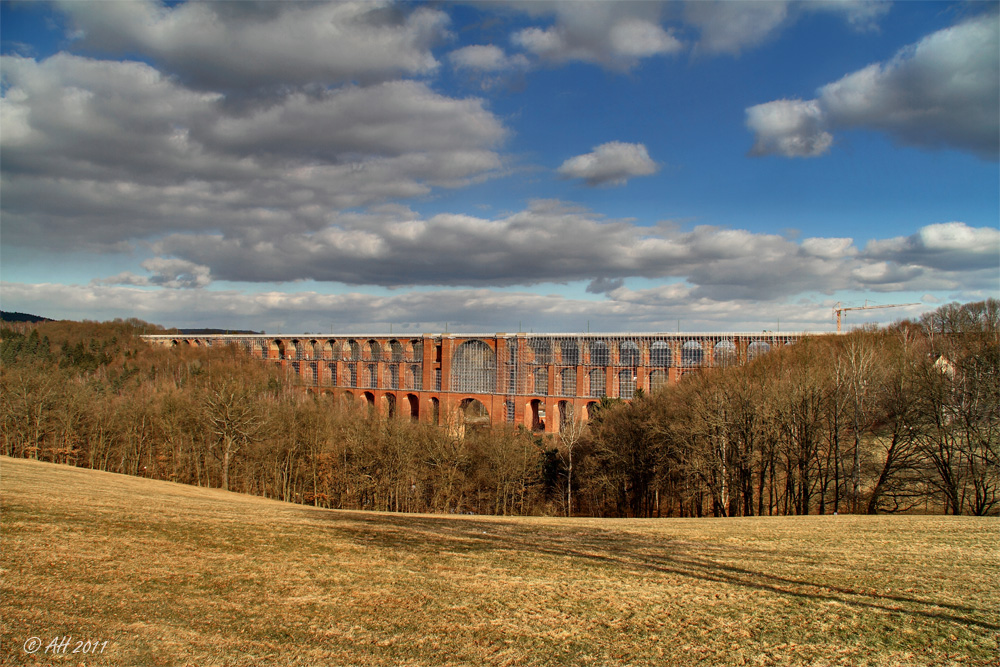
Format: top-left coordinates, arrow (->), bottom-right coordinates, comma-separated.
455,397 -> 490,436
451,340 -> 496,393
404,393 -> 419,421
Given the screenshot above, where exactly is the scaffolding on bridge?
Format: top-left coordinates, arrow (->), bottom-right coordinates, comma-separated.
146,331 -> 802,399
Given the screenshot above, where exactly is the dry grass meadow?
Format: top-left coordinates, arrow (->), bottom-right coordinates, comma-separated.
2,456 -> 997,667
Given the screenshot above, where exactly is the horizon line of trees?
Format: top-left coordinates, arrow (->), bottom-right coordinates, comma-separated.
1,300 -> 997,517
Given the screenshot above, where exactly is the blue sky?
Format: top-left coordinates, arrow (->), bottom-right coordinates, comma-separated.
1,0 -> 997,334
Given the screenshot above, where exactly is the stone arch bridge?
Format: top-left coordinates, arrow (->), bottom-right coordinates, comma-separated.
143,332 -> 811,435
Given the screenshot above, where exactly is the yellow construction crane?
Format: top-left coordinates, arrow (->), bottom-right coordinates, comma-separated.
833,301 -> 920,333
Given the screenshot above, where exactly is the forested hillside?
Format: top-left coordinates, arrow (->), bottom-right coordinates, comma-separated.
584,300 -> 999,517
2,301 -> 997,517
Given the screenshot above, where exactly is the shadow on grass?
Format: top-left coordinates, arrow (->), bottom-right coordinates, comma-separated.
304,508 -> 1000,633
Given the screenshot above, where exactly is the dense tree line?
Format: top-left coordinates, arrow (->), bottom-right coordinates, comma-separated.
0,319 -> 555,515
1,300 -> 997,517
576,299 -> 999,517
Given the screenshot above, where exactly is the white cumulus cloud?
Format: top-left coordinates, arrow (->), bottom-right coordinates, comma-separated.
94,258 -> 212,289
557,142 -> 659,186
747,12 -> 1000,159
686,0 -> 890,55
122,200 -> 998,300
449,45 -> 529,72
511,3 -> 681,70
862,222 -> 1000,271
0,54 -> 508,249
685,0 -> 790,55
746,99 -> 833,158
55,0 -> 449,92
800,237 -> 857,260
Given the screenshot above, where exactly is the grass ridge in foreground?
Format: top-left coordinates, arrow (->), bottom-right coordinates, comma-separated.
2,456 -> 998,666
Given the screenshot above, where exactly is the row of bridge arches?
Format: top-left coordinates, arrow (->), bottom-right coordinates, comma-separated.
445,338 -> 778,396
523,338 -> 773,367
334,390 -> 589,435
277,337 -> 782,397
337,391 -> 492,432
170,335 -> 778,369
340,391 -> 427,421
289,362 -> 425,390
259,338 -> 425,362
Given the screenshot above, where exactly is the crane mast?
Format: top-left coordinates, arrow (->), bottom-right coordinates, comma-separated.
833,302 -> 920,333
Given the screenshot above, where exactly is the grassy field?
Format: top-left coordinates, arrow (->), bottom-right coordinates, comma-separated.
2,457 -> 997,667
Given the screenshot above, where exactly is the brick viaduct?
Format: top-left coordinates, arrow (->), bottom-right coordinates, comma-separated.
143,332 -> 809,435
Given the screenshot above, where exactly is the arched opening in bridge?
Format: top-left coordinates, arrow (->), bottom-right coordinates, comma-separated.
528,399 -> 545,431
406,364 -> 421,390
714,340 -> 737,367
588,368 -> 606,397
290,340 -> 302,359
363,391 -> 376,413
364,364 -> 377,388
387,365 -> 399,389
589,340 -> 609,365
383,393 -> 397,419
346,365 -> 358,387
431,398 -> 440,425
273,339 -> 286,359
558,400 -> 574,431
458,398 -> 490,430
650,369 -> 668,392
533,367 -> 548,395
347,339 -> 361,361
585,401 -> 598,420
366,340 -> 382,362
681,340 -> 703,366
451,340 -> 496,393
308,363 -> 318,386
560,340 -> 579,365
405,394 -> 419,421
650,341 -> 672,367
327,365 -> 337,386
321,340 -> 334,359
747,340 -> 771,361
618,370 -> 637,398
407,339 -> 423,362
389,339 -> 403,362
619,340 -> 640,366
529,339 -> 552,364
342,391 -> 355,406
560,368 -> 576,396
